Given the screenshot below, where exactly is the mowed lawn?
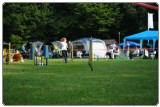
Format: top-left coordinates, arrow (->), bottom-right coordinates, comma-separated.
3,58 -> 158,105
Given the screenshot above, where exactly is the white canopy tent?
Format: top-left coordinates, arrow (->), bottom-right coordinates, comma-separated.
72,38 -> 107,58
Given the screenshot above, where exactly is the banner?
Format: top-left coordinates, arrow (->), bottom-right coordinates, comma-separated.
148,13 -> 154,29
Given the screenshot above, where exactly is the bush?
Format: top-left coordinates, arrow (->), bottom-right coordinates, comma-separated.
10,34 -> 22,50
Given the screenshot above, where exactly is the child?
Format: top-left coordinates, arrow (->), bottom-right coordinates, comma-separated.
60,37 -> 68,63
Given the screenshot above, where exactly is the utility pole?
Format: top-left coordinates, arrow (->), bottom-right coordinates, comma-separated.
118,32 -> 120,44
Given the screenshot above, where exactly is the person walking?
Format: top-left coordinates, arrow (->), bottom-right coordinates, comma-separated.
60,37 -> 68,63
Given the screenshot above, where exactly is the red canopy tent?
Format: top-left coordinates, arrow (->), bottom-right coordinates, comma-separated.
133,3 -> 158,10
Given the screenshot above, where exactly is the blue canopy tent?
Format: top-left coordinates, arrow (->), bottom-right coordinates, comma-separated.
118,41 -> 140,47
123,30 -> 158,53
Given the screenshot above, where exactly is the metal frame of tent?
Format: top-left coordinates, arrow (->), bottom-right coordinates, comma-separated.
122,30 -> 158,57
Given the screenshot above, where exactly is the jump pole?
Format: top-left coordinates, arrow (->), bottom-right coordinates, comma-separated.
43,45 -> 49,66
8,42 -> 11,64
29,45 -> 35,60
70,43 -> 73,61
88,37 -> 93,71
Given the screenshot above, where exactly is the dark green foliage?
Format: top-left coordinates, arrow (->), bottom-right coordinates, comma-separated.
9,34 -> 22,49
3,3 -> 158,42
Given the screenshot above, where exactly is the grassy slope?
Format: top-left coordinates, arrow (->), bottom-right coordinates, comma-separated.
3,59 -> 158,105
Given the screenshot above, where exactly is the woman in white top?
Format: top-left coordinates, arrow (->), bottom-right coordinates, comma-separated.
60,37 -> 68,63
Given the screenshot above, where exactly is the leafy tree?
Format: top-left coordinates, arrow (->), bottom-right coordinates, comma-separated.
3,3 -> 53,41
3,3 -> 158,43
48,3 -> 122,40
71,3 -> 122,39
10,34 -> 22,49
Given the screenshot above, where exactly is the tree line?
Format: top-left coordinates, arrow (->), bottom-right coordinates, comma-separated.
3,3 -> 158,49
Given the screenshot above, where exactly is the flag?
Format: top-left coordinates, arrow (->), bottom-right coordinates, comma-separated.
148,13 -> 154,29
88,37 -> 93,71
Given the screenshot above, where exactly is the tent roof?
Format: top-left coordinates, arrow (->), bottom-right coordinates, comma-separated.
103,39 -> 116,45
118,41 -> 140,47
78,37 -> 96,41
51,41 -> 61,49
124,30 -> 158,40
3,42 -> 9,45
29,41 -> 44,46
73,37 -> 104,43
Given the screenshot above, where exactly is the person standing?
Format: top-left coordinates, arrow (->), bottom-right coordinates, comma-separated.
106,45 -> 114,59
60,37 -> 68,63
110,40 -> 117,52
21,42 -> 30,58
125,41 -> 130,59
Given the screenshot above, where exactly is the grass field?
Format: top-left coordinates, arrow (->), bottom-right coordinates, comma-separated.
3,58 -> 158,105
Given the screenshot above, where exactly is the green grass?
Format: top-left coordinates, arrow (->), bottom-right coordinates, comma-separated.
3,58 -> 158,105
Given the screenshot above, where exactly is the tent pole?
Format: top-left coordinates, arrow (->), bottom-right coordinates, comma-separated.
140,40 -> 143,49
153,39 -> 156,53
122,39 -> 126,56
